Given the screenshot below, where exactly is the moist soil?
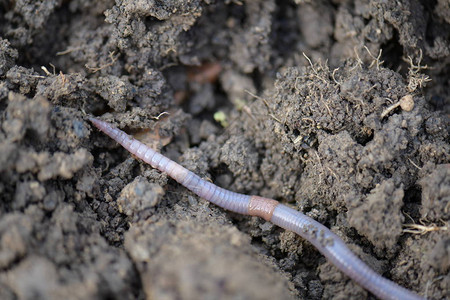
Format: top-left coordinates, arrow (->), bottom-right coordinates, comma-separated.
0,1 -> 449,299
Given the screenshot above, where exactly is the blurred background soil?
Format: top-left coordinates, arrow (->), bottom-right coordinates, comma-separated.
0,0 -> 449,299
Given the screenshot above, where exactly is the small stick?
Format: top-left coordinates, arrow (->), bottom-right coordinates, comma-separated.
381,95 -> 415,119
89,117 -> 424,300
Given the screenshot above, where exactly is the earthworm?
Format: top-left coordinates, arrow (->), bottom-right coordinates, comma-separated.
89,117 -> 424,300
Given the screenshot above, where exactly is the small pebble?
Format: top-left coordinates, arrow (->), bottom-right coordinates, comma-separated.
400,95 -> 414,111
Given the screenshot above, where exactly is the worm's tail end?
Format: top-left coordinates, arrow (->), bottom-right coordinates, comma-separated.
88,117 -> 121,140
89,117 -> 106,131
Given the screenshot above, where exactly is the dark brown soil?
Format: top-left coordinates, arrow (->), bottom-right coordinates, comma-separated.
0,1 -> 449,299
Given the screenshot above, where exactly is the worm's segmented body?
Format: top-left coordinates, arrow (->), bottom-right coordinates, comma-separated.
90,117 -> 423,300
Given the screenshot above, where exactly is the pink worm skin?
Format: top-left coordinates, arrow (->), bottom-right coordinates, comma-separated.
90,117 -> 424,300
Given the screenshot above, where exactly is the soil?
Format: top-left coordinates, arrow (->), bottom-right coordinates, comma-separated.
0,1 -> 449,299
